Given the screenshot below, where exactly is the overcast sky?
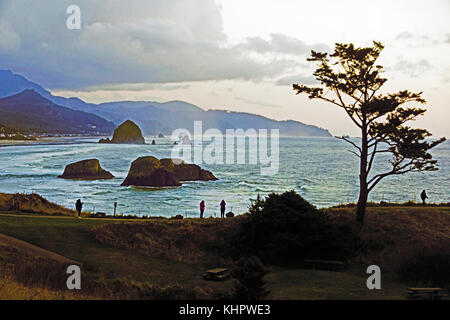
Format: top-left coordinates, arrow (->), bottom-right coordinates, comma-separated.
0,0 -> 449,136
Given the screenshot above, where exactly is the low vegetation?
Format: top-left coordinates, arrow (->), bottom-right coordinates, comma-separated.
0,190 -> 449,299
93,217 -> 241,266
220,191 -> 359,266
324,205 -> 450,269
230,256 -> 269,300
0,193 -> 76,216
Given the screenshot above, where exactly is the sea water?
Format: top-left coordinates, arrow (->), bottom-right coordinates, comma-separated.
0,137 -> 448,217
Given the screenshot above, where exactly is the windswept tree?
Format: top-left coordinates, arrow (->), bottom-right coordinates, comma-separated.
293,41 -> 445,225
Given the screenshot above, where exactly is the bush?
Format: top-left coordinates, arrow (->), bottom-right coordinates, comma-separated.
231,256 -> 269,300
396,244 -> 450,289
224,191 -> 358,266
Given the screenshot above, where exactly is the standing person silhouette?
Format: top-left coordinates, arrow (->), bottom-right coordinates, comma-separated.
75,199 -> 83,218
220,200 -> 226,218
420,190 -> 428,205
200,200 -> 205,219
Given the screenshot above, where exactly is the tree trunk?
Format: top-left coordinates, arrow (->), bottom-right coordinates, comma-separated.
356,183 -> 368,224
356,120 -> 369,225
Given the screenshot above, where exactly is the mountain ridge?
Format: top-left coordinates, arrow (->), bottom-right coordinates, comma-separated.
0,90 -> 115,134
0,70 -> 332,137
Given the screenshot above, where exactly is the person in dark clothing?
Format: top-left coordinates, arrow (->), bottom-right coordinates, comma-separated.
420,190 -> 428,205
220,200 -> 226,218
75,199 -> 83,218
200,200 -> 205,219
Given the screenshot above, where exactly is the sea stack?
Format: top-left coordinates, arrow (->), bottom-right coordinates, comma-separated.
121,156 -> 181,187
58,159 -> 114,180
121,157 -> 217,187
99,120 -> 145,144
160,158 -> 217,181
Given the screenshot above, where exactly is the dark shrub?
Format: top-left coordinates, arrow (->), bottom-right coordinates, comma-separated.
231,256 -> 269,300
397,244 -> 450,289
225,191 -> 358,266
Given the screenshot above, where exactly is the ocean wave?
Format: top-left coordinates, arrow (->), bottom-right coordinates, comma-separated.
0,173 -> 57,179
93,190 -> 115,196
237,181 -> 260,188
130,186 -> 181,191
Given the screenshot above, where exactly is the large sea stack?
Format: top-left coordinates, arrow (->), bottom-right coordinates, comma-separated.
99,120 -> 145,144
121,156 -> 181,187
121,157 -> 217,187
160,158 -> 217,181
58,159 -> 114,180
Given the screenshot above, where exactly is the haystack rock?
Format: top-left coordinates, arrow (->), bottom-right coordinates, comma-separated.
99,120 -> 145,144
160,158 -> 217,181
121,156 -> 181,187
58,159 -> 114,180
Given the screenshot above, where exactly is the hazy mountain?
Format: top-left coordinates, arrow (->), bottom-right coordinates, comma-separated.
0,90 -> 115,134
0,70 -> 332,137
0,70 -> 97,110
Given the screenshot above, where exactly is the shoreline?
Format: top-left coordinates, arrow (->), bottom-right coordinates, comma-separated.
1,191 -> 448,220
0,136 -> 103,148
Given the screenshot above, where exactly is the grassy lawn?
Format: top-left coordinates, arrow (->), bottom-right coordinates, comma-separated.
266,266 -> 406,300
0,213 -> 231,292
0,211 -> 416,299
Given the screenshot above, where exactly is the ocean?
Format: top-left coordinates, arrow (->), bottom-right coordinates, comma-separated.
0,137 -> 448,217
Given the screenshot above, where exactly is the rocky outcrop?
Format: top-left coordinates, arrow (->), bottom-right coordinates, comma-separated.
160,158 -> 217,181
99,120 -> 145,144
58,159 -> 114,180
121,156 -> 217,187
121,156 -> 181,187
98,137 -> 111,143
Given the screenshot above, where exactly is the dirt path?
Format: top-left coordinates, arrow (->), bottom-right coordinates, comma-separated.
0,233 -> 80,265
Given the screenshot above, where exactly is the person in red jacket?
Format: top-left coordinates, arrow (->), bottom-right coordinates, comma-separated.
200,200 -> 205,218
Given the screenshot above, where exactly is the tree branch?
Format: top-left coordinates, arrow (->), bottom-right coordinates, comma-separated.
336,136 -> 362,152
366,141 -> 378,175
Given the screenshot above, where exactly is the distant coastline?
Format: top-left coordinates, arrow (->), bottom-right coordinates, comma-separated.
0,136 -> 99,148
0,134 -> 337,148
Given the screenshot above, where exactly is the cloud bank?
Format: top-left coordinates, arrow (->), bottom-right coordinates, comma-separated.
0,0 -> 326,90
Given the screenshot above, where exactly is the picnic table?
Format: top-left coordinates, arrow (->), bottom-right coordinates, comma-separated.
407,287 -> 445,300
202,268 -> 230,281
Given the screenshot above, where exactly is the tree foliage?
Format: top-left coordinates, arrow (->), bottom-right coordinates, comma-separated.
293,41 -> 445,224
226,191 -> 358,265
231,256 -> 269,300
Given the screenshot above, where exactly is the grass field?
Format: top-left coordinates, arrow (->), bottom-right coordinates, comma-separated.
0,214 -> 217,287
1,209 -> 437,300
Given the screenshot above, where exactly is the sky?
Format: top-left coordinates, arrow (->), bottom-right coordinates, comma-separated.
0,0 -> 449,136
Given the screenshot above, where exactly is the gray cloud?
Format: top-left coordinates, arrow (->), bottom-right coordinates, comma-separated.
394,31 -> 440,47
392,58 -> 432,78
235,96 -> 280,108
0,0 -> 321,91
395,31 -> 414,40
243,33 -> 329,55
276,74 -> 317,86
88,82 -> 192,92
